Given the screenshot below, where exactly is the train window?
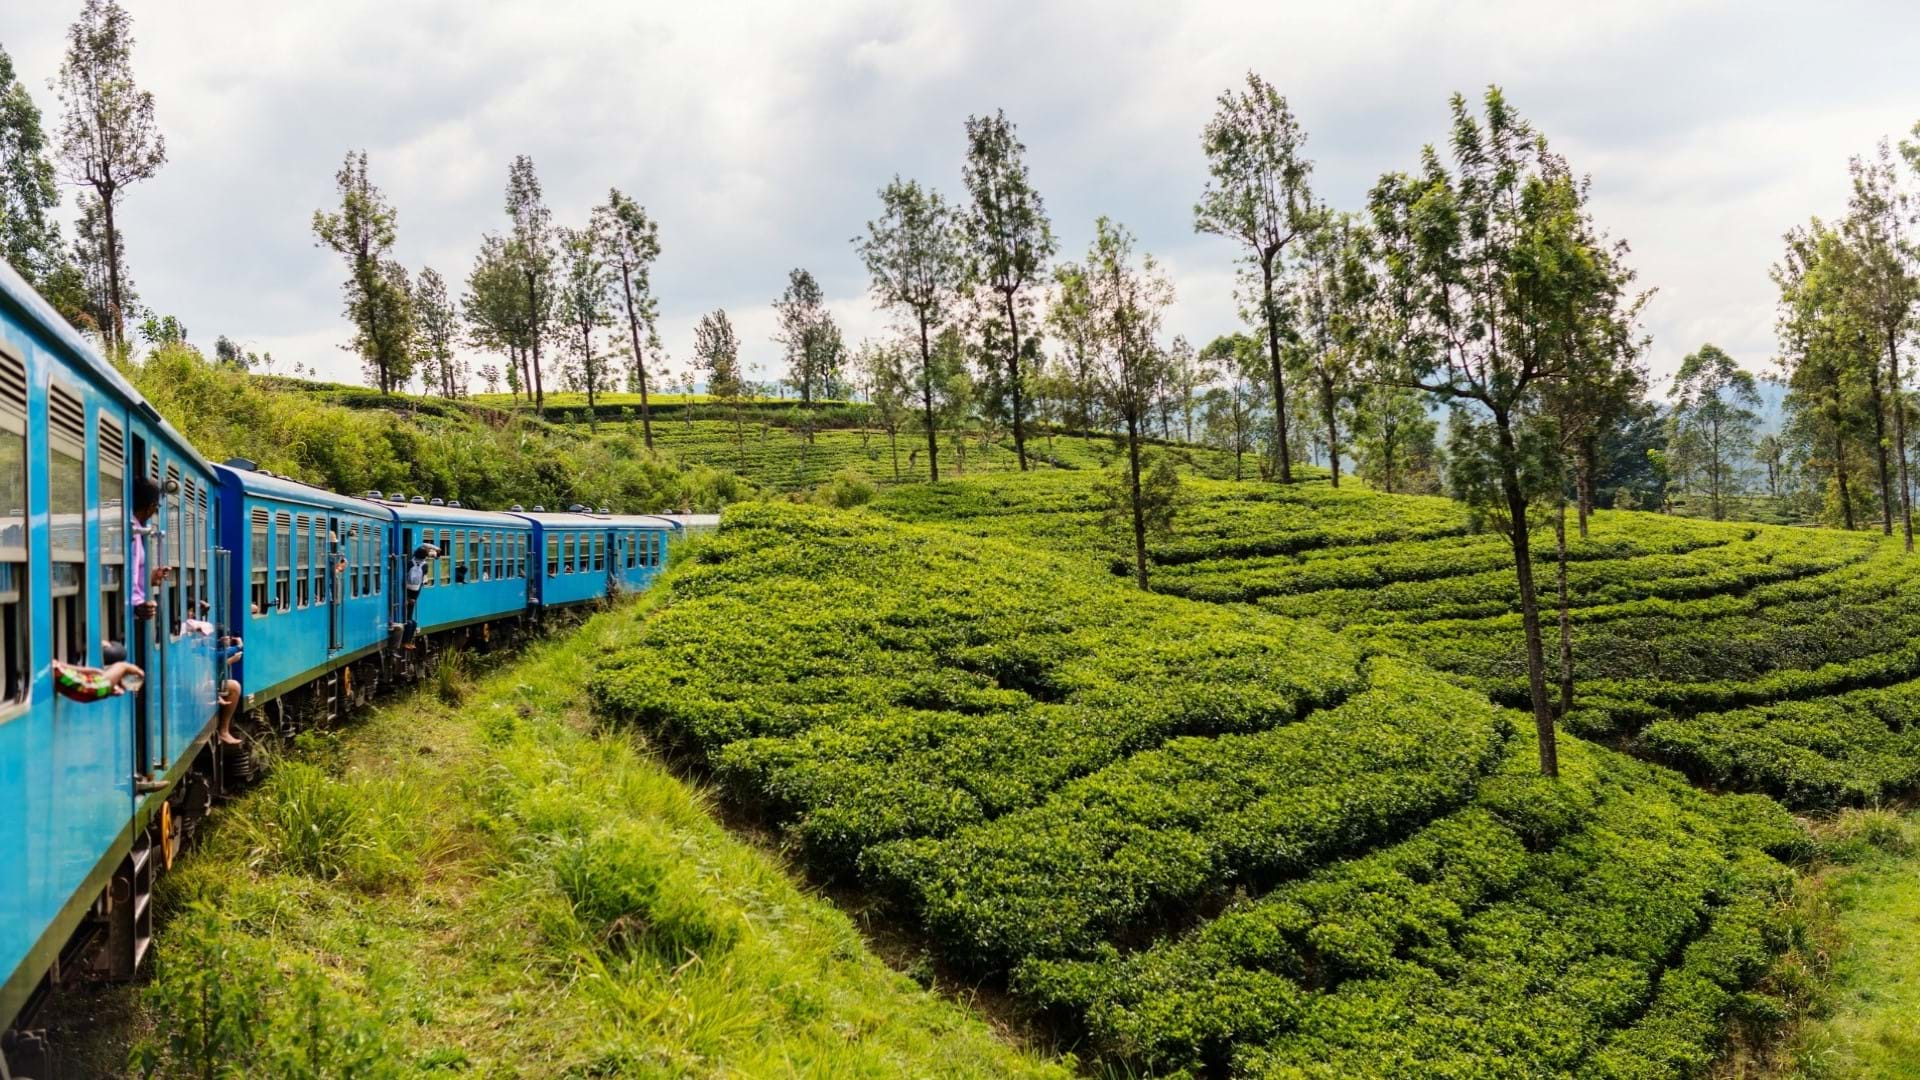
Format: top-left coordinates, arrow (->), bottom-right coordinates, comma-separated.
547,535 -> 559,577
165,464 -> 183,635
0,345 -> 24,704
479,533 -> 491,581
567,533 -> 580,574
518,534 -> 527,579
98,415 -> 125,645
452,529 -> 466,584
653,532 -> 663,568
362,523 -> 373,596
312,519 -> 327,603
593,534 -> 605,572
250,509 -> 269,615
295,513 -> 312,608
182,478 -> 198,626
275,512 -> 291,611
196,488 -> 210,624
49,385 -> 87,663
346,524 -> 359,598
468,530 -> 480,583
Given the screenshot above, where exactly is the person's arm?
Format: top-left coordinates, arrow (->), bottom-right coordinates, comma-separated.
53,661 -> 140,703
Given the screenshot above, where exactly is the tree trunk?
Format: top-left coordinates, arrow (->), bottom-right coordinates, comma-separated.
918,317 -> 939,482
1836,422 -> 1856,531
618,262 -> 654,450
1320,373 -> 1340,489
1497,412 -> 1558,778
1576,435 -> 1598,539
889,426 -> 900,480
1004,289 -> 1029,471
1125,411 -> 1149,591
582,327 -> 598,432
1889,334 -> 1914,552
1555,490 -> 1574,718
1868,358 -> 1893,535
1261,258 -> 1293,483
526,271 -> 545,414
101,189 -> 124,354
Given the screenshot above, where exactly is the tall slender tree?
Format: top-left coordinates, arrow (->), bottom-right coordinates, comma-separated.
557,224 -> 616,426
693,309 -> 745,466
1371,89 -> 1614,778
505,155 -> 556,413
462,233 -> 533,404
962,109 -> 1055,471
1087,217 -> 1175,590
52,0 -> 165,355
1047,263 -> 1101,435
773,267 -> 836,411
412,266 -> 461,397
1840,142 -> 1918,551
1194,72 -> 1315,483
1668,344 -> 1762,522
856,177 -> 966,481
594,189 -> 662,448
313,151 -> 413,393
1284,209 -> 1371,487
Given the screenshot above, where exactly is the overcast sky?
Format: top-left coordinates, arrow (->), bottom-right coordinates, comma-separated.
8,1 -> 1920,392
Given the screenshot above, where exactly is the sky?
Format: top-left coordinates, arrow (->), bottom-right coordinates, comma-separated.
7,0 -> 1920,394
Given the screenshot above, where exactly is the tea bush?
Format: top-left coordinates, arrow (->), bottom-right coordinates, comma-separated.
593,500 -> 1805,1077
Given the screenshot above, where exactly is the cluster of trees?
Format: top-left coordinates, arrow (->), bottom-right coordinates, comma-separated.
0,0 -> 165,356
311,153 -> 667,443
1769,132 -> 1920,544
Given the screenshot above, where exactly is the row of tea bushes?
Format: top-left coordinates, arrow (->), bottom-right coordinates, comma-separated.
593,501 -> 1808,1077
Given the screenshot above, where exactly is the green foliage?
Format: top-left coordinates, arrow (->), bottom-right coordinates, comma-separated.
592,499 -> 1804,1075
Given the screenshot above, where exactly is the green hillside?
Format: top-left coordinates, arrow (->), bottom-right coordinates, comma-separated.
873,471 -> 1920,811
591,501 -> 1808,1077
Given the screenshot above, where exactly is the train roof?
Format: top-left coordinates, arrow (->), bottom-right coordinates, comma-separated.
0,259 -> 213,473
379,497 -> 531,528
215,461 -> 394,516
651,513 -> 721,530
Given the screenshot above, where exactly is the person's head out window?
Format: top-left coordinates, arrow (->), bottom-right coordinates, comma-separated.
133,475 -> 160,525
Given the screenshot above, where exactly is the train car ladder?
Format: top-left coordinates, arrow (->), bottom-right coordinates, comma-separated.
103,833 -> 155,981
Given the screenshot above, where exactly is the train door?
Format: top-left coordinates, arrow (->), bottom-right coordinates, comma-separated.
129,433 -> 154,787
326,516 -> 344,652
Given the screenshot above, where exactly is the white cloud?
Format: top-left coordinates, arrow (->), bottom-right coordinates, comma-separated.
8,0 -> 1920,388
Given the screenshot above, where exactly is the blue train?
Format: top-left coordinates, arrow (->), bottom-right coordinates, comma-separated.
0,260 -> 710,1069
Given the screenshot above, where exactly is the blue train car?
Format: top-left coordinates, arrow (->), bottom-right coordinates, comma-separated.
216,464 -> 393,725
604,514 -> 678,595
0,260 -> 226,1034
513,510 -> 616,610
381,497 -> 533,641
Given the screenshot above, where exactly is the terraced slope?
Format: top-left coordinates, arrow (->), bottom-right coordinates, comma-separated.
874,472 -> 1914,810
592,503 -> 1805,1077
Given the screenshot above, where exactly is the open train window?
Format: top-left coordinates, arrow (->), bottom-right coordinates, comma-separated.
346,524 -> 359,598
479,533 -> 491,581
165,464 -> 183,635
372,527 -> 382,595
593,534 -> 605,572
547,535 -> 559,577
0,345 -> 26,706
452,529 -> 466,584
437,528 -> 451,586
295,514 -> 311,607
275,511 -> 292,611
98,415 -> 125,646
250,509 -> 269,615
182,478 -> 199,627
311,518 -> 326,603
48,384 -> 87,663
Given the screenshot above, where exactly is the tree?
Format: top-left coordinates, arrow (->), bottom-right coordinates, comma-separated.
773,268 -> 842,414
313,151 -> 413,393
137,312 -> 187,350
963,109 -> 1055,471
1047,263 -> 1101,435
0,45 -> 68,294
477,364 -> 501,394
413,267 -> 462,397
693,309 -> 745,466
505,155 -> 557,413
857,338 -> 912,480
1370,89 -> 1614,778
1668,344 -> 1761,521
1776,220 -> 1872,530
52,0 -> 165,355
1756,433 -> 1785,498
69,189 -> 133,338
556,224 -> 616,425
1840,141 -> 1918,550
1194,71 -> 1315,483
1350,384 -> 1438,494
1086,217 -> 1174,590
1199,333 -> 1265,479
462,233 -> 532,405
594,189 -> 662,449
1284,210 -> 1372,487
856,177 -> 966,481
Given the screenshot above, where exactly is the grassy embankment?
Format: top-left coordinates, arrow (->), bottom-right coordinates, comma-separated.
105,598 -> 1068,1078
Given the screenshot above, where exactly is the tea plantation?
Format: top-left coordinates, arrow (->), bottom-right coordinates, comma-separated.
874,471 -> 1920,811
592,501 -> 1809,1077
